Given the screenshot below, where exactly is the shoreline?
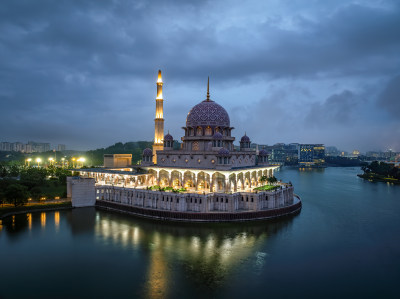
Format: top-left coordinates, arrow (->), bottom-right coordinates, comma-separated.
0,201 -> 72,219
357,174 -> 400,185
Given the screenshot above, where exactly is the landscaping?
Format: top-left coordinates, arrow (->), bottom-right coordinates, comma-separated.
254,185 -> 279,191
147,185 -> 187,193
0,164 -> 72,207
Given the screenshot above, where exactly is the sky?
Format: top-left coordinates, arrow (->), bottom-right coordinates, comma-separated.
0,0 -> 399,152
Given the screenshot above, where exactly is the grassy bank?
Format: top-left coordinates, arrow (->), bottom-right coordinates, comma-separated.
0,200 -> 72,218
357,173 -> 400,185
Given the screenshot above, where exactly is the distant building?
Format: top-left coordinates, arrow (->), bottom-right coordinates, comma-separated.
58,144 -> 66,151
0,141 -> 32,153
28,141 -> 50,153
299,144 -> 325,166
0,142 -> 11,151
104,154 -> 132,168
325,146 -> 340,156
259,143 -> 299,165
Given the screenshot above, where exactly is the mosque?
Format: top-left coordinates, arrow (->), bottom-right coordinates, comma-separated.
71,70 -> 301,221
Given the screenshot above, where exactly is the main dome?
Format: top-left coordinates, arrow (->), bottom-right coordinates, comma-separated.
186,99 -> 230,128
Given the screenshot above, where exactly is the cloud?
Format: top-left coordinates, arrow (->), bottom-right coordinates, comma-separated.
378,75 -> 400,117
0,0 -> 399,151
305,90 -> 359,126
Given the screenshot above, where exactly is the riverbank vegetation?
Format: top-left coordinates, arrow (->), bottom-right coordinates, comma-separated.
0,164 -> 72,207
358,161 -> 400,184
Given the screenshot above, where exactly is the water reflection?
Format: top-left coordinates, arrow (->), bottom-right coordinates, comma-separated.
27,213 -> 32,230
41,212 -> 46,228
65,207 -> 96,235
1,208 -> 295,297
54,212 -> 60,232
93,211 -> 295,295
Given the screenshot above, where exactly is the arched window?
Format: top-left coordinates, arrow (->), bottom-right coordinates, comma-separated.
197,127 -> 203,136
205,126 -> 212,136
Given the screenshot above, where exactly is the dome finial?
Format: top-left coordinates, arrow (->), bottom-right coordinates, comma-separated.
206,76 -> 210,101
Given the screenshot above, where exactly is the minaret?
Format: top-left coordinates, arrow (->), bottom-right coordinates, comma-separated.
152,70 -> 164,164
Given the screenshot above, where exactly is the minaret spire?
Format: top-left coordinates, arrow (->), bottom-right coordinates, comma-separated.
206,76 -> 210,101
153,69 -> 165,164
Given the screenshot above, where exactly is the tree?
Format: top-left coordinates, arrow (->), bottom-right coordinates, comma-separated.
260,176 -> 268,183
267,176 -> 278,184
30,186 -> 43,201
0,190 -> 5,207
5,184 -> 30,207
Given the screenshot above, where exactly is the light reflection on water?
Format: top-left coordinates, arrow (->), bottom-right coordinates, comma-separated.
0,208 -> 293,298
92,211 -> 291,297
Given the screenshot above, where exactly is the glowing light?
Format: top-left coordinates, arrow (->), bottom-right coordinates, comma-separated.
41,212 -> 46,228
157,70 -> 163,83
54,212 -> 60,230
27,213 -> 32,230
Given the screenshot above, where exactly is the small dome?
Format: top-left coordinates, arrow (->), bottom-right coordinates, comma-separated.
240,134 -> 250,143
143,148 -> 153,156
213,132 -> 223,140
259,149 -> 268,156
164,133 -> 173,141
218,148 -> 231,156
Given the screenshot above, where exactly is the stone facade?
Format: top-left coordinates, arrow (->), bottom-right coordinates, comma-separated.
95,184 -> 295,213
69,177 -> 96,207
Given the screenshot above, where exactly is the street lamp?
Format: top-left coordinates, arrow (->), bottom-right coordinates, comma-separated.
48,157 -> 54,165
61,157 -> 65,167
36,158 -> 42,167
72,157 -> 76,168
25,158 -> 32,167
78,157 -> 86,168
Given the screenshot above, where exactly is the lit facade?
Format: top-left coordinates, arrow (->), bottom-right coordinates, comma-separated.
74,70 -> 301,221
152,70 -> 164,163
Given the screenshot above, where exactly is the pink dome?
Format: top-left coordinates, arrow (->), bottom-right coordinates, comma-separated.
164,133 -> 173,141
218,148 -> 231,156
259,149 -> 268,156
143,148 -> 153,156
240,134 -> 250,142
213,132 -> 223,139
186,100 -> 230,128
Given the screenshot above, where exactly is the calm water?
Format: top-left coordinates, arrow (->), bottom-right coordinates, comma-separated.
1,167 -> 400,299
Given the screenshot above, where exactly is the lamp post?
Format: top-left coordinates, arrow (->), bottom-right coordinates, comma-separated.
36,158 -> 42,167
72,157 -> 76,168
61,157 -> 65,167
48,157 -> 54,166
78,157 -> 85,168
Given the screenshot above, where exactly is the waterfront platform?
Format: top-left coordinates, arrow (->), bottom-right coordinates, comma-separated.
95,195 -> 301,222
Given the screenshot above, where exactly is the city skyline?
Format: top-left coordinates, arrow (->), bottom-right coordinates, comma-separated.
1,0 -> 399,152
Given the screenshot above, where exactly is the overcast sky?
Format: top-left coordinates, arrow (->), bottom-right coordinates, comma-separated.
1,0 -> 399,152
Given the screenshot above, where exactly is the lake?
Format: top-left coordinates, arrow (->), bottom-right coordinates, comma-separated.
1,167 -> 400,298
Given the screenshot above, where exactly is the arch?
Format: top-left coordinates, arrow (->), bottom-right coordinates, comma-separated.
183,171 -> 195,188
